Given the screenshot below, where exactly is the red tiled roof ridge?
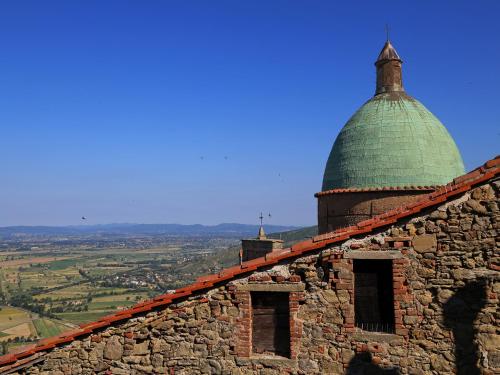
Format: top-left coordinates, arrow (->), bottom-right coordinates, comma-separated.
0,155 -> 499,372
315,185 -> 438,197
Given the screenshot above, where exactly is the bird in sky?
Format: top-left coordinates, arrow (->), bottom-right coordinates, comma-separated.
81,216 -> 87,220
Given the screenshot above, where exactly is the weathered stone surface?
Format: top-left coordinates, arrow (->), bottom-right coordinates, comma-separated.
472,184 -> 495,200
412,234 -> 437,253
344,250 -> 404,259
320,289 -> 339,304
132,340 -> 150,355
194,304 -> 211,320
103,336 -> 123,361
464,199 -> 488,214
478,334 -> 500,351
450,268 -> 475,280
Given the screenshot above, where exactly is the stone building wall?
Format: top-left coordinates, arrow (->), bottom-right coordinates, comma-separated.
11,180 -> 499,375
241,239 -> 283,261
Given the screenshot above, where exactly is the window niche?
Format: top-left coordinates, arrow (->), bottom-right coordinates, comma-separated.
354,259 -> 395,333
251,292 -> 290,357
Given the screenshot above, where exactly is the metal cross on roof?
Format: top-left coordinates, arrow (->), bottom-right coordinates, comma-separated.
259,212 -> 272,226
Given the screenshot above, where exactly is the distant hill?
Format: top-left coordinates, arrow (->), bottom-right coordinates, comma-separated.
0,223 -> 301,239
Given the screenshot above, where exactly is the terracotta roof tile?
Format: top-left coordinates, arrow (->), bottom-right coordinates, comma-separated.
0,354 -> 16,366
7,345 -> 36,356
485,158 -> 500,168
196,274 -> 221,284
0,155 -> 498,372
315,185 -> 437,197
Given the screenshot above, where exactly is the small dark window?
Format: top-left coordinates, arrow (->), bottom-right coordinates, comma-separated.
251,292 -> 290,357
354,260 -> 394,333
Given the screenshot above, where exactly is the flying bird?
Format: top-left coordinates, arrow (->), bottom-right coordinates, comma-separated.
81,216 -> 87,220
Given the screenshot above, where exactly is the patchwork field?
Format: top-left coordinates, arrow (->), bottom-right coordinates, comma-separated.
0,306 -> 68,344
0,256 -> 71,268
32,319 -> 67,337
0,306 -> 35,333
0,244 -> 212,330
0,234 -> 244,354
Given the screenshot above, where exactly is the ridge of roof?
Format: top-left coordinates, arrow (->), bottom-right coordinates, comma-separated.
0,156 -> 499,372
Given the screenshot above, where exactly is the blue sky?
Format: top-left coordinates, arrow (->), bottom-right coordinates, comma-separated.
0,1 -> 498,227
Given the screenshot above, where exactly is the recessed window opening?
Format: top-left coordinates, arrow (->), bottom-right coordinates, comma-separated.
251,292 -> 290,357
354,259 -> 395,333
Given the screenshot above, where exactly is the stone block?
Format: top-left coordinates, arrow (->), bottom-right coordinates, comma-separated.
412,234 -> 437,253
103,336 -> 123,361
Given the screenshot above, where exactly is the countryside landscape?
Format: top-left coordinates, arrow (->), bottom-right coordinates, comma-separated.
0,223 -> 315,355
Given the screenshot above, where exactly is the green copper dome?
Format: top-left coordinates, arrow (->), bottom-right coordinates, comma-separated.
322,42 -> 465,191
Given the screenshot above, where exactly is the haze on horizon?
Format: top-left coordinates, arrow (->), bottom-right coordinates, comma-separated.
1,1 -> 499,227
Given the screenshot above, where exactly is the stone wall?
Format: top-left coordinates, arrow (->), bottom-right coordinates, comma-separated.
11,179 -> 499,375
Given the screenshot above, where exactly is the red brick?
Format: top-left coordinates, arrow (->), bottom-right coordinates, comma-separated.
406,308 -> 418,316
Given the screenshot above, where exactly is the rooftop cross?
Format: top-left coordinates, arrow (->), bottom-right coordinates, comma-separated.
257,212 -> 271,239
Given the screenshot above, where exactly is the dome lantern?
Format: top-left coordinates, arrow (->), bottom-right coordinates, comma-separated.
375,40 -> 404,95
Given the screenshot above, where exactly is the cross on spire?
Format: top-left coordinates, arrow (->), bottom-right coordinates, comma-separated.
257,212 -> 271,240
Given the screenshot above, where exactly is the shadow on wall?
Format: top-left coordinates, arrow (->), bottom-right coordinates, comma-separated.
346,279 -> 488,374
346,352 -> 400,374
443,278 -> 487,375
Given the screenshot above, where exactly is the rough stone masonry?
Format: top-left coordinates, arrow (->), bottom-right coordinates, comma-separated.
5,179 -> 500,375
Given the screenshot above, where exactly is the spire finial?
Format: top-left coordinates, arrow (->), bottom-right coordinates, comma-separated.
385,24 -> 390,42
256,212 -> 272,239
258,212 -> 266,239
